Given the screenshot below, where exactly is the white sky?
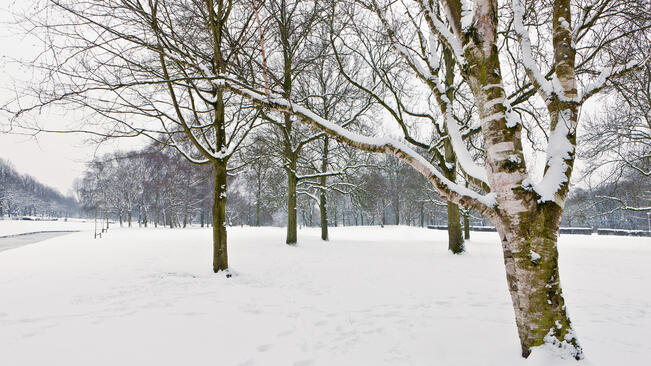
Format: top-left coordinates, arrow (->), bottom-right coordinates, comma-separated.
0,1 -> 87,195
0,1 -> 147,195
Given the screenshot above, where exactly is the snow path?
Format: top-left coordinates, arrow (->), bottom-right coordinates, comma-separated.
0,226 -> 649,365
0,231 -> 77,252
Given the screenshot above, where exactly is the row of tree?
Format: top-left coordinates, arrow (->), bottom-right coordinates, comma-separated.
76,142 -> 488,233
0,159 -> 78,219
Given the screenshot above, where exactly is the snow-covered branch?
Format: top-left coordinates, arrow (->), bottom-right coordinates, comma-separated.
215,75 -> 497,217
529,109 -> 575,204
581,59 -> 650,102
596,195 -> 651,213
512,0 -> 553,100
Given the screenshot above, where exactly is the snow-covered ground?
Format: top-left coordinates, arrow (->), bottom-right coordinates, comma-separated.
0,226 -> 649,365
0,218 -> 95,236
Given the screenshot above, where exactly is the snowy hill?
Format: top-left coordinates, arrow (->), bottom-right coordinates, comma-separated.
0,226 -> 649,365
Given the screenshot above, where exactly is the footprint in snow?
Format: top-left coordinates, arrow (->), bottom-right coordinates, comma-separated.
293,360 -> 314,366
238,359 -> 256,366
277,329 -> 293,337
256,344 -> 271,352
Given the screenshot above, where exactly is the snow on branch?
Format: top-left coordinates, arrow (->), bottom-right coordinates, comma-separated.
296,171 -> 343,180
297,190 -> 320,203
529,109 -> 575,204
445,109 -> 490,192
417,0 -> 466,66
595,195 -> 651,213
512,0 -> 553,100
460,0 -> 474,31
215,75 -> 497,216
390,35 -> 489,192
580,59 -> 649,102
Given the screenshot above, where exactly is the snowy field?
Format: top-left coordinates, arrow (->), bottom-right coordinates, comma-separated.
0,226 -> 649,366
0,218 -> 95,237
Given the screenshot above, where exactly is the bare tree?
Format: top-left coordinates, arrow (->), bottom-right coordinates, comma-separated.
580,64 -> 651,213
9,0 -> 262,272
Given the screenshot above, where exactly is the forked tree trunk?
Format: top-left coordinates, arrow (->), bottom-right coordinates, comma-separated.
212,159 -> 228,272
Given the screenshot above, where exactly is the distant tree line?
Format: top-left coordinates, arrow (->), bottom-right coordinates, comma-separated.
75,147 -> 214,228
563,180 -> 650,232
77,141 -> 491,231
0,159 -> 78,219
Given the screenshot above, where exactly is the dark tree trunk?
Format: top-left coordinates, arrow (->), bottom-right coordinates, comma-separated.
420,203 -> 424,227
212,159 -> 228,272
319,137 -> 329,241
439,44 -> 464,254
286,153 -> 298,245
319,192 -> 328,240
446,201 -> 464,253
393,199 -> 399,225
154,191 -> 159,228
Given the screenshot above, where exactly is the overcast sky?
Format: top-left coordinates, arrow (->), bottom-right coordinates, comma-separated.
0,1 -> 146,195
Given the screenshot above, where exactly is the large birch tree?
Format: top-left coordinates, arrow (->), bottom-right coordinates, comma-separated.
215,0 -> 650,358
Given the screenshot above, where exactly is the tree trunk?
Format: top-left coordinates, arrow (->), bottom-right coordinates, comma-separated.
319,137 -> 329,241
394,208 -> 399,225
464,212 -> 470,240
286,153 -> 298,245
419,203 -> 424,227
495,205 -> 580,358
154,192 -> 159,228
212,160 -> 228,272
446,201 -> 464,253
440,44 -> 465,254
183,179 -> 189,228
